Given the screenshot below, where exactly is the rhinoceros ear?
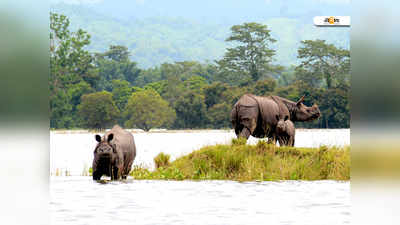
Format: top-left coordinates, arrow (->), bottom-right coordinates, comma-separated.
296,95 -> 305,105
107,133 -> 114,142
95,134 -> 101,143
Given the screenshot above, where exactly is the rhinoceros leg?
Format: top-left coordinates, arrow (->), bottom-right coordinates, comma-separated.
239,127 -> 251,139
290,136 -> 295,147
267,133 -> 278,145
111,166 -> 120,180
92,170 -> 102,180
277,136 -> 284,146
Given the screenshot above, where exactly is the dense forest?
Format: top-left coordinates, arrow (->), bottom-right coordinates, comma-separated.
50,13 -> 350,130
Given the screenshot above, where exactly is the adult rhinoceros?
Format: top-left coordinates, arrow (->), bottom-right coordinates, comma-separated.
92,125 -> 136,180
230,94 -> 320,144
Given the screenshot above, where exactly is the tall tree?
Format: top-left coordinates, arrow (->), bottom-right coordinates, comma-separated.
95,45 -> 141,90
100,45 -> 130,62
50,13 -> 98,128
296,39 -> 350,89
216,22 -> 276,83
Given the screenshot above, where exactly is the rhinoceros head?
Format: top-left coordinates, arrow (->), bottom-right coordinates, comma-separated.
276,115 -> 289,133
292,96 -> 321,122
94,133 -> 116,157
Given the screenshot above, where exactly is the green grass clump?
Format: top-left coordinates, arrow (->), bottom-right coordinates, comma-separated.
131,165 -> 185,180
231,137 -> 248,146
130,139 -> 350,181
154,152 -> 171,168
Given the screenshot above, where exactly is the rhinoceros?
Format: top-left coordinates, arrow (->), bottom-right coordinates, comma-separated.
92,125 -> 136,180
275,115 -> 295,147
231,94 -> 320,143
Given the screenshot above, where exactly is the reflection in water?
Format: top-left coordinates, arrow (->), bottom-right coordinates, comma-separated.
50,177 -> 350,225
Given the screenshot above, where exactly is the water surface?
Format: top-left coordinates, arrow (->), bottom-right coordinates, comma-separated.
50,129 -> 349,175
51,177 -> 350,225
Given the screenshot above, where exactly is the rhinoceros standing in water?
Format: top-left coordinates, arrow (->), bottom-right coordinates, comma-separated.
231,94 -> 320,144
92,125 -> 136,180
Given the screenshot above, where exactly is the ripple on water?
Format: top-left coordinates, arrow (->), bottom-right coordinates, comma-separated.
51,177 -> 350,225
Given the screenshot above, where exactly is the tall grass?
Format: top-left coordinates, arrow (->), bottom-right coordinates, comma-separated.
154,152 -> 171,168
131,140 -> 350,181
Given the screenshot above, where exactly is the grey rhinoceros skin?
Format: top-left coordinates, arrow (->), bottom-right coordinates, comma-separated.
276,115 -> 295,147
92,125 -> 136,180
231,94 -> 320,145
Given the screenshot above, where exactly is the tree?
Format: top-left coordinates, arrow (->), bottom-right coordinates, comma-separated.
50,13 -> 97,88
77,91 -> 120,129
296,39 -> 350,89
111,80 -> 133,111
216,22 -> 277,83
183,75 -> 207,91
294,40 -> 350,128
50,13 -> 98,128
252,78 -> 277,96
143,80 -> 168,95
95,45 -> 141,90
203,82 -> 229,109
100,45 -> 130,62
173,90 -> 207,128
124,90 -> 176,131
206,103 -> 232,128
318,82 -> 350,128
67,81 -> 94,118
50,90 -> 73,128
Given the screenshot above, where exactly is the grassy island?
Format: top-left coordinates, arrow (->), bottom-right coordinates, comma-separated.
130,139 -> 350,181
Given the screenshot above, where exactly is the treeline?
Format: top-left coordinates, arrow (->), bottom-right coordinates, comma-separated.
50,13 -> 350,130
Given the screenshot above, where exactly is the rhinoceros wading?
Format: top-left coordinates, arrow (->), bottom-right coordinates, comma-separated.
231,94 -> 320,143
92,125 -> 136,180
275,115 -> 295,147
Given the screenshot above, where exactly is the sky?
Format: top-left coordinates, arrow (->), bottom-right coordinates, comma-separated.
51,0 -> 351,24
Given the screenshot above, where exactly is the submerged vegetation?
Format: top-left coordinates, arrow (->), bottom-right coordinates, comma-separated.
130,140 -> 350,181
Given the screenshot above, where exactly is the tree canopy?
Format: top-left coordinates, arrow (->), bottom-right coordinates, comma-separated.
124,89 -> 176,131
216,22 -> 277,84
49,13 -> 350,130
77,91 -> 120,129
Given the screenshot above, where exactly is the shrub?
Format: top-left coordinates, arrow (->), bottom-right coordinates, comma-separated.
154,152 -> 171,169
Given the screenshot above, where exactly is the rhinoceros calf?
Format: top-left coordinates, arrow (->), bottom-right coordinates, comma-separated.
92,125 -> 136,180
275,115 -> 295,147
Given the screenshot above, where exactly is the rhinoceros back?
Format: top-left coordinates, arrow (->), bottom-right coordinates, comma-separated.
104,125 -> 136,176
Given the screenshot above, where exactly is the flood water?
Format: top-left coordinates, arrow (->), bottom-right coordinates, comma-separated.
50,129 -> 349,175
51,177 -> 350,225
50,129 -> 350,225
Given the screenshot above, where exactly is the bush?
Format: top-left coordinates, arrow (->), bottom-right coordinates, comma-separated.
154,152 -> 171,168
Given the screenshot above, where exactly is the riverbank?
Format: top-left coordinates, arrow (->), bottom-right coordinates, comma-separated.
130,140 -> 350,181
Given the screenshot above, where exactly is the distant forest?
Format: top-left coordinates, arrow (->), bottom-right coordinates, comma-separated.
50,2 -> 350,68
50,12 -> 350,130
